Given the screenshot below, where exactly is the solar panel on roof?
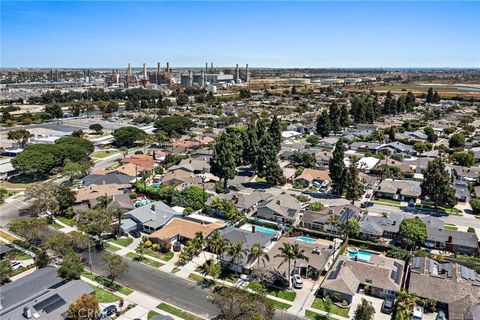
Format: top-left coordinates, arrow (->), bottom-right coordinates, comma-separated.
461,266 -> 477,281
393,262 -> 403,284
33,294 -> 66,313
411,257 -> 423,269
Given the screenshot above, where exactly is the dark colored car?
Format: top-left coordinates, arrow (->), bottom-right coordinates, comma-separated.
360,201 -> 374,208
98,305 -> 117,319
381,298 -> 394,314
129,230 -> 141,238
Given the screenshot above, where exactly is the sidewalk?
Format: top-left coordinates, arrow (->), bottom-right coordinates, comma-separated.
80,273 -> 204,320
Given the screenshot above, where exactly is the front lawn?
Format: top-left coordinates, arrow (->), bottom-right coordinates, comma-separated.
305,310 -> 335,320
266,287 -> 296,302
50,221 -> 64,230
372,198 -> 402,206
126,252 -> 163,268
148,311 -> 160,320
82,271 -> 133,295
157,303 -> 202,320
9,248 -> 32,260
56,215 -> 76,226
444,223 -> 458,231
311,298 -> 350,318
105,243 -> 121,252
110,237 -> 133,247
90,285 -> 120,303
144,248 -> 174,261
91,150 -> 119,159
267,298 -> 291,310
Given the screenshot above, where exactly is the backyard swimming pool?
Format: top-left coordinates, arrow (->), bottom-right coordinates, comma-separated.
297,236 -> 317,243
347,248 -> 375,262
240,223 -> 277,236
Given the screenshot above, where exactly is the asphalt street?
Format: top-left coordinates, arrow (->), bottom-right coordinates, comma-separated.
86,251 -> 307,320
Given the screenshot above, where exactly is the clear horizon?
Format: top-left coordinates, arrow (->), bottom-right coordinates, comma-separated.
2,1 -> 479,69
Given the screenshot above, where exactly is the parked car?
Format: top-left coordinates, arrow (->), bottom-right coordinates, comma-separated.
381,298 -> 394,314
292,274 -> 303,289
129,230 -> 141,238
98,305 -> 117,319
360,201 -> 374,208
11,261 -> 22,270
436,311 -> 446,320
413,305 -> 424,320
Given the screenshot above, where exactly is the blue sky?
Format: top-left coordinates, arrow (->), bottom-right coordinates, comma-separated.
2,1 -> 479,68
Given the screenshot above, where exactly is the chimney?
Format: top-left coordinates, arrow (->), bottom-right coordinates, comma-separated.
235,64 -> 240,81
252,225 -> 256,233
210,62 -> 213,71
151,204 -> 156,212
23,307 -> 32,319
127,63 -> 132,75
143,63 -> 147,79
166,62 -> 170,73
205,62 -> 208,74
245,64 -> 250,83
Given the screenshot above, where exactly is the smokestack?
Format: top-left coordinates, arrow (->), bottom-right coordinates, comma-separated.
143,63 -> 147,79
235,64 -> 240,82
205,62 -> 208,74
245,64 -> 250,84
157,62 -> 161,84
166,62 -> 170,73
157,62 -> 160,74
127,63 -> 132,76
210,62 -> 213,71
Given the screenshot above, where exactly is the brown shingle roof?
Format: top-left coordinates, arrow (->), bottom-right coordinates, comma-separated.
149,218 -> 225,241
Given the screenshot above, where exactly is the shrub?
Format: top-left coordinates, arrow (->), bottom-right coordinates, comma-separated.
144,240 -> 152,248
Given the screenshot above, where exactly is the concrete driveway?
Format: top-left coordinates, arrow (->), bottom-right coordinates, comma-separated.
348,293 -> 391,320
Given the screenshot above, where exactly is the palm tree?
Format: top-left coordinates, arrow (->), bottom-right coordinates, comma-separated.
207,231 -> 229,262
327,214 -> 340,239
291,243 -> 309,277
274,242 -> 295,289
228,241 -> 246,267
247,243 -> 270,268
115,209 -> 123,237
395,290 -> 420,320
198,258 -> 222,283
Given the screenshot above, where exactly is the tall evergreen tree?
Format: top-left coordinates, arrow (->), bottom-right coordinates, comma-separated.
426,87 -> 434,103
396,95 -> 406,113
256,131 -> 285,185
243,121 -> 259,166
339,104 -> 350,128
316,110 -> 331,138
405,91 -> 416,111
329,101 -> 341,134
433,90 -> 441,103
421,157 -> 456,212
269,116 -> 282,153
345,156 -> 364,204
329,140 -> 346,195
210,132 -> 238,191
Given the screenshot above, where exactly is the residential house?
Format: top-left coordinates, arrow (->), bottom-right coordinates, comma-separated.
256,193 -> 303,225
266,237 -> 335,280
345,156 -> 379,172
75,183 -> 129,204
449,165 -> 480,182
219,226 -> 276,273
208,190 -> 272,214
349,142 -> 382,153
294,168 -> 330,188
359,213 -> 405,240
169,158 -> 210,174
123,201 -> 182,233
0,244 -> 11,259
454,180 -> 470,202
83,170 -> 135,187
320,255 -> 405,304
122,154 -> 160,171
0,158 -> 19,182
408,256 -> 480,320
358,172 -> 379,190
425,225 -> 479,255
375,179 -> 421,202
149,215 -> 225,244
378,141 -> 417,156
161,170 -> 203,189
298,204 -> 361,234
0,267 -> 92,320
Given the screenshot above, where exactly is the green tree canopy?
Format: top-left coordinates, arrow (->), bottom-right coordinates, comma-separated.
154,116 -> 195,136
421,157 -> 456,211
112,126 -> 147,147
399,218 -> 427,248
7,129 -> 33,148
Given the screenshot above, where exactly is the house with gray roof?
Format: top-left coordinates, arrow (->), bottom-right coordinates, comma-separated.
453,180 -> 470,202
299,204 -> 361,234
408,256 -> 480,320
320,254 -> 405,304
378,141 -> 417,156
375,179 -> 421,202
219,226 -> 276,273
82,171 -> 135,187
425,226 -> 479,255
0,267 -> 92,320
123,201 -> 182,233
359,213 -> 405,240
256,193 -> 303,225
